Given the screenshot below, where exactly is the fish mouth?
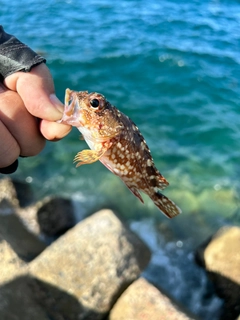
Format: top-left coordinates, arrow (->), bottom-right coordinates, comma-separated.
57,89 -> 83,127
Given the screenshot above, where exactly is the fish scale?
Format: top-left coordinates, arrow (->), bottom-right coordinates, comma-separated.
59,89 -> 181,218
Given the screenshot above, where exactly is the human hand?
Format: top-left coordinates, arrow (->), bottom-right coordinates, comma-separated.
0,63 -> 71,171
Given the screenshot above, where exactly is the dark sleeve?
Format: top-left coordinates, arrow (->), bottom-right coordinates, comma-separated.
0,25 -> 46,82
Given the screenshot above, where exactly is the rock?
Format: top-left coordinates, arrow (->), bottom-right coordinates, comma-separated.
0,232 -> 27,285
0,177 -> 19,207
0,177 -> 41,237
0,177 -> 39,236
109,277 -> 196,320
14,195 -> 75,239
0,200 -> 47,261
36,196 -> 75,236
10,179 -> 34,207
29,209 -> 151,320
0,275 -> 89,320
196,226 -> 240,320
0,177 -> 34,207
16,204 -> 42,236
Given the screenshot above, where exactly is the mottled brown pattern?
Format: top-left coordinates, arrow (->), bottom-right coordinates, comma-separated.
60,89 -> 181,218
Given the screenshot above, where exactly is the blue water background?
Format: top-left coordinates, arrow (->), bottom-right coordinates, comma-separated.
1,0 -> 240,318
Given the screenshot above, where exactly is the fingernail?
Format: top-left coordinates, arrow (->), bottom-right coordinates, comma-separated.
0,159 -> 18,174
49,94 -> 64,113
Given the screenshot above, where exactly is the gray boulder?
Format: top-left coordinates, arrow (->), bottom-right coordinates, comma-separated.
196,226 -> 240,320
29,209 -> 151,319
109,277 -> 196,320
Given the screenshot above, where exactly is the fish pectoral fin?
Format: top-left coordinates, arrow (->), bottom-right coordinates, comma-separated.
74,149 -> 106,167
93,131 -> 121,141
126,185 -> 144,203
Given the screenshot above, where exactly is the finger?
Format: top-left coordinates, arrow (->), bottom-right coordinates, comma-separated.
0,87 -> 46,156
4,63 -> 64,121
0,120 -> 20,168
40,120 -> 72,141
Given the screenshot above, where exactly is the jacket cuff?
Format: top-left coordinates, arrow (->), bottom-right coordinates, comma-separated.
0,26 -> 46,81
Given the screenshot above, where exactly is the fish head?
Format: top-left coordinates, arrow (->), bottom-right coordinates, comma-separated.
59,89 -> 123,141
59,89 -> 105,125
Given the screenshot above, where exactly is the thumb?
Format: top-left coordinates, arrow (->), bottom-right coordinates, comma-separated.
4,63 -> 64,121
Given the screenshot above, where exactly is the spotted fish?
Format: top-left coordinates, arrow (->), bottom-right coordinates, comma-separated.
59,89 -> 181,218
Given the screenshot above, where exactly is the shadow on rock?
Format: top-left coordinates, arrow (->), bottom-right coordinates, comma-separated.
0,200 -> 46,262
36,196 -> 76,237
205,271 -> 240,320
0,275 -> 105,320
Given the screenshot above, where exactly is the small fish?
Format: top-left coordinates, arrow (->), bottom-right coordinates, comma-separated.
59,89 -> 181,218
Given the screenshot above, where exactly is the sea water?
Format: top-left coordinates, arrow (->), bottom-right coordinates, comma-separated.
1,0 -> 240,318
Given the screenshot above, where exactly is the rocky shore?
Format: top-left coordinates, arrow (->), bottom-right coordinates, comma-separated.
0,177 -> 239,320
195,226 -> 240,320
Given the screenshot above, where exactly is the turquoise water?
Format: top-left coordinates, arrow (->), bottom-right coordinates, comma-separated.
1,0 -> 240,318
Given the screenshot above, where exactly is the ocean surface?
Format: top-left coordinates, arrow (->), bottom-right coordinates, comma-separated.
1,0 -> 240,318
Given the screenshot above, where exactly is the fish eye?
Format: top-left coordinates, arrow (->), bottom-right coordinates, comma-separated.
90,99 -> 99,108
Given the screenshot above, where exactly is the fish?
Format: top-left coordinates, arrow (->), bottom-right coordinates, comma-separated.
59,88 -> 181,218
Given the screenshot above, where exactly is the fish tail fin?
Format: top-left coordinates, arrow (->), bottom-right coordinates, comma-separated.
150,190 -> 181,219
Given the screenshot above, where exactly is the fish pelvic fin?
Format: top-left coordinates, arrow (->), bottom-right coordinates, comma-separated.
126,185 -> 144,203
150,190 -> 181,219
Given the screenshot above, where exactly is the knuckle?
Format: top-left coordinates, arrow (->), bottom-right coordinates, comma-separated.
20,137 -> 46,157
